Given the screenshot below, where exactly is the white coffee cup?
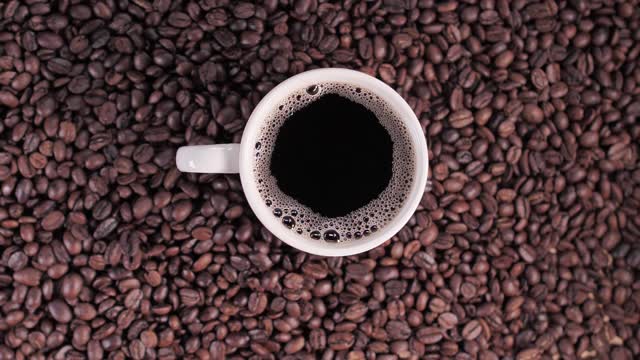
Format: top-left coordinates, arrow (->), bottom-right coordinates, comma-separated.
177,68 -> 428,256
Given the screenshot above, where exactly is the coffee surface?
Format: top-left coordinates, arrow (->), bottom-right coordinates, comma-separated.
270,93 -> 393,218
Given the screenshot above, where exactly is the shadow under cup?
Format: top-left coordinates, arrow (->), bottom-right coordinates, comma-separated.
239,69 -> 429,256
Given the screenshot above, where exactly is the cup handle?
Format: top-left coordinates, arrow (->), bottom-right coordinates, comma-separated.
176,144 -> 241,173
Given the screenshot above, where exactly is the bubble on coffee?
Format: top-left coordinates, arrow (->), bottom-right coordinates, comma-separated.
253,82 -> 416,242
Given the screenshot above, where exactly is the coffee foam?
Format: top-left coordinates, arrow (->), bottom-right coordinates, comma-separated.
253,82 -> 415,242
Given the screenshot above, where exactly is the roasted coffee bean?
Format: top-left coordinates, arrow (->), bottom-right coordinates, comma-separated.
48,300 -> 72,323
516,347 -> 542,360
437,312 -> 458,329
328,332 -> 355,351
462,320 -> 482,341
61,273 -> 84,300
522,104 -> 545,123
41,210 -> 65,231
449,109 -> 474,128
0,90 -> 19,107
13,267 -> 42,286
417,327 -> 443,345
93,218 -> 118,239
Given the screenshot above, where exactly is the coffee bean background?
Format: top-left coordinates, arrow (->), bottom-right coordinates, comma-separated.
1,0 -> 639,359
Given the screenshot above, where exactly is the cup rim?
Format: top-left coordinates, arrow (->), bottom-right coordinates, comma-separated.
239,68 -> 428,256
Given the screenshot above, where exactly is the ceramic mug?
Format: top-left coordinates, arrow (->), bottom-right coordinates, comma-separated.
177,68 -> 428,256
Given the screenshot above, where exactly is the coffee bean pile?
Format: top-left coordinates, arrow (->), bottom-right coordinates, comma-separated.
1,0 -> 639,359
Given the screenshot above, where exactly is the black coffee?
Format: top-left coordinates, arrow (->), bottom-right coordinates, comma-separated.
270,93 -> 393,218
253,83 -> 415,242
